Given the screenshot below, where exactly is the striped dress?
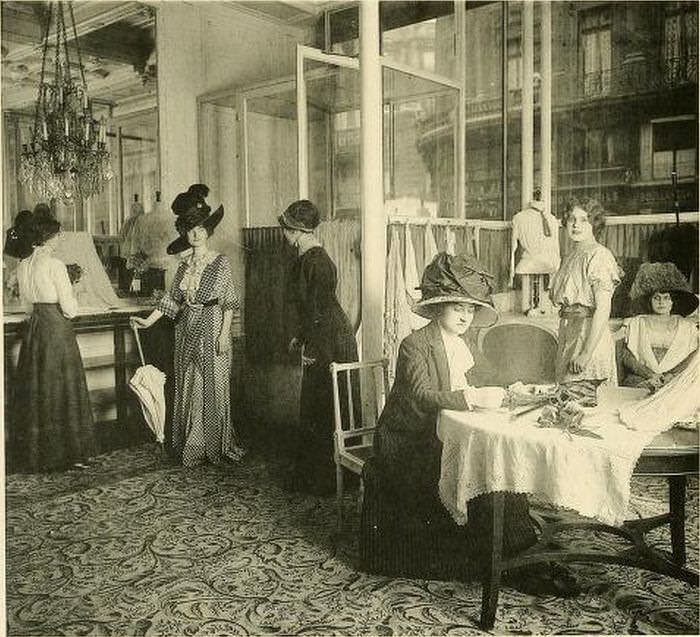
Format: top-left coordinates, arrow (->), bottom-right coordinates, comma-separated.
158,252 -> 244,466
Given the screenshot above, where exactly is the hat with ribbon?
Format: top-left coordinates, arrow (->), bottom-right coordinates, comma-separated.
278,199 -> 320,233
629,261 -> 698,317
166,184 -> 224,255
413,252 -> 498,327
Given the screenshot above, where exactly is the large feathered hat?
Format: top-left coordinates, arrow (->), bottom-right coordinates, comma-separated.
629,262 -> 698,317
166,184 -> 224,255
413,252 -> 498,327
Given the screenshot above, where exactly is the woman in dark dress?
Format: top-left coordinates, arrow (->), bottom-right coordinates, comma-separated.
5,207 -> 97,472
279,199 -> 358,495
362,252 -> 579,596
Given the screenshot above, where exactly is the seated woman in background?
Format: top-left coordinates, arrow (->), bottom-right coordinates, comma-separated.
364,252 -> 579,596
549,197 -> 622,385
5,207 -> 97,472
621,262 -> 698,390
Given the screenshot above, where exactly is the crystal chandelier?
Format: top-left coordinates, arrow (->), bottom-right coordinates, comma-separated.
20,1 -> 113,201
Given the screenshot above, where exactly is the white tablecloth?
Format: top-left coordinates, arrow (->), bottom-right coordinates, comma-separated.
437,387 -> 669,527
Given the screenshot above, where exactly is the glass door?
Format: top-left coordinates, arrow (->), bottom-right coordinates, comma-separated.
296,45 -> 360,221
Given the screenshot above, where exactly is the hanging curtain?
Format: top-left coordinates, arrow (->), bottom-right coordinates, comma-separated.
403,225 -> 429,331
243,227 -> 298,363
384,226 -> 413,384
316,218 -> 362,333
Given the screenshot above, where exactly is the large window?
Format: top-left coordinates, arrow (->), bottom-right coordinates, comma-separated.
581,7 -> 612,98
553,1 -> 698,215
664,2 -> 698,86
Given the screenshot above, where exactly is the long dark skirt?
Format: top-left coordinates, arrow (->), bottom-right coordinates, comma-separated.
293,313 -> 358,494
9,303 -> 97,473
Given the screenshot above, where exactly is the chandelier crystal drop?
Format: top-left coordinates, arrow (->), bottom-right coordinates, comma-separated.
20,1 -> 113,202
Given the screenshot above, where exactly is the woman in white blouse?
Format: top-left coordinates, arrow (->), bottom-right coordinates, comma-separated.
5,206 -> 97,472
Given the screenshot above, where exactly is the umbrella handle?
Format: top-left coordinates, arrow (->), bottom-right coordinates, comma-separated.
131,324 -> 146,367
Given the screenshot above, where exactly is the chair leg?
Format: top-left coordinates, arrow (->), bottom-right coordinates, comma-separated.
358,476 -> 365,514
336,463 -> 344,532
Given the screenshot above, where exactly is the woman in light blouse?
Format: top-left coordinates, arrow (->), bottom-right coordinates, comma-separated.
131,184 -> 245,467
549,198 -> 621,384
5,206 -> 97,472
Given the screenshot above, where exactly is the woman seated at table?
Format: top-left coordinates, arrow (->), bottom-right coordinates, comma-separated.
363,252 -> 579,596
549,197 -> 621,385
620,262 -> 698,390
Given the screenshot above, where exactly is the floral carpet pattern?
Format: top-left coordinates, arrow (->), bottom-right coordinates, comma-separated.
5,444 -> 699,636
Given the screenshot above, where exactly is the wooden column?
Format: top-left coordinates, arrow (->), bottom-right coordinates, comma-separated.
521,1 -> 534,208
541,1 -> 552,214
359,0 -> 385,361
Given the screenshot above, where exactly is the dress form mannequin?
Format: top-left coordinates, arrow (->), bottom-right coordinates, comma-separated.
510,191 -> 560,315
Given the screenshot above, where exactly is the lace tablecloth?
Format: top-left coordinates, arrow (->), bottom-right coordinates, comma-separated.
437,387 -> 670,527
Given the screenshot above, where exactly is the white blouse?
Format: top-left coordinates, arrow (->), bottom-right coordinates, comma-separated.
16,246 -> 78,319
439,325 -> 475,391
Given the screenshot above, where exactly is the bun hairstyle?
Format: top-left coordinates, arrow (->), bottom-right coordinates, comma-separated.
5,210 -> 36,259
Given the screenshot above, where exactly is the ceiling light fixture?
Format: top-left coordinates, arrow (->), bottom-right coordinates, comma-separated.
20,1 -> 112,201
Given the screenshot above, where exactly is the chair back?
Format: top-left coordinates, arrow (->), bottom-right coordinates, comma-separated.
480,321 -> 558,385
330,359 -> 390,453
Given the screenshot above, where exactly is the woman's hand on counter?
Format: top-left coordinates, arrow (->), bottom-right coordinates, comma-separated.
130,308 -> 162,330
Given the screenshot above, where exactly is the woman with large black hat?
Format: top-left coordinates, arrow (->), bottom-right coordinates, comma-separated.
278,199 -> 358,495
362,252 -> 579,596
131,184 -> 245,466
5,206 -> 97,472
620,261 -> 699,389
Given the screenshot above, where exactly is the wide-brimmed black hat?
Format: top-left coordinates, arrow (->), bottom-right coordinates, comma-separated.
278,199 -> 320,233
414,252 -> 498,327
166,184 -> 224,255
629,262 -> 698,317
4,209 -> 36,259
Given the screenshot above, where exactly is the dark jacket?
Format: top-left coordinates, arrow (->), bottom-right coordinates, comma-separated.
373,320 -> 469,503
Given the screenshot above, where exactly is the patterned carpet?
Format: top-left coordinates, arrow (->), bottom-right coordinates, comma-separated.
5,444 -> 699,636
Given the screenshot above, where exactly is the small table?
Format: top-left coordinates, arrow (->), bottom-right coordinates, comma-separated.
437,393 -> 698,630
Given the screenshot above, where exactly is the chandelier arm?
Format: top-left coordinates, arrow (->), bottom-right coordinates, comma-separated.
67,1 -> 88,90
32,2 -> 54,144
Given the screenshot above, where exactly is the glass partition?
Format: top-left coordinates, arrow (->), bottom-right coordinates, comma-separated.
245,86 -> 298,227
383,66 -> 459,218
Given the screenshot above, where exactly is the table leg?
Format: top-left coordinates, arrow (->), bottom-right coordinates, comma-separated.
669,475 -> 686,566
480,492 -> 505,630
113,324 -> 128,429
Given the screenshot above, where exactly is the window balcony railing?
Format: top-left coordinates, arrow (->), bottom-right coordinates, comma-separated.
583,69 -> 612,97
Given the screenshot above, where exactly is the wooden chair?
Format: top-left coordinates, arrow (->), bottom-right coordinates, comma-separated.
478,319 -> 558,385
330,358 -> 389,530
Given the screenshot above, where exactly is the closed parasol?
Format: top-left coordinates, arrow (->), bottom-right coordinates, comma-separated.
129,323 -> 166,453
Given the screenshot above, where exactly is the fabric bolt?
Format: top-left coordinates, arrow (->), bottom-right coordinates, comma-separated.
624,315 -> 698,375
550,242 -> 622,384
288,245 -> 358,493
437,386 -> 670,527
53,232 -> 123,310
619,350 -> 699,432
157,252 -> 244,467
405,226 -> 430,331
10,303 -> 97,472
384,227 -> 413,385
